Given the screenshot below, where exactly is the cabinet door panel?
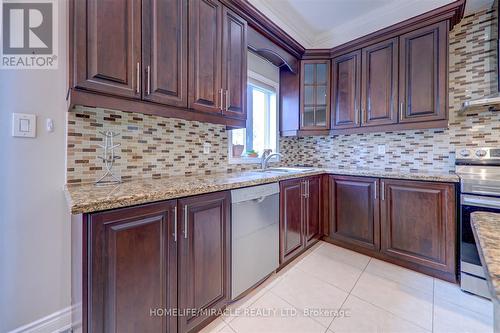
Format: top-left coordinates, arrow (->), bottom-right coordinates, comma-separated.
222,7 -> 247,119
330,176 -> 380,252
142,0 -> 187,107
89,201 -> 177,333
399,22 -> 447,123
188,0 -> 223,114
280,178 -> 305,263
332,51 -> 361,129
74,0 -> 141,98
178,191 -> 230,333
380,179 -> 455,274
361,38 -> 398,126
305,176 -> 321,246
300,61 -> 330,130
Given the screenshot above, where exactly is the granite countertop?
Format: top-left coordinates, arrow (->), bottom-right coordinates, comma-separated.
65,168 -> 459,214
471,212 -> 500,302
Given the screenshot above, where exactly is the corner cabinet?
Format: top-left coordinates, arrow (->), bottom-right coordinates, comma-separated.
280,176 -> 322,265
300,60 -> 331,131
70,0 -> 247,128
77,191 -> 230,333
329,176 -> 380,253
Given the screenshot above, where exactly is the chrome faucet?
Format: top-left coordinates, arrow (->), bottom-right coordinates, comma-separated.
261,149 -> 283,170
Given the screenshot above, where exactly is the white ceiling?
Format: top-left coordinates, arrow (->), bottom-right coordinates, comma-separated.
248,0 -> 495,49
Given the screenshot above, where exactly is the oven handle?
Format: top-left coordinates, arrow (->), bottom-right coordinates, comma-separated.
461,194 -> 500,209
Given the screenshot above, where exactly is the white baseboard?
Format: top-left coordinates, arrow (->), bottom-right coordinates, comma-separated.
7,306 -> 72,333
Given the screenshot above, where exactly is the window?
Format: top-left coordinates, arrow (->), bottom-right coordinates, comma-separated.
229,70 -> 279,163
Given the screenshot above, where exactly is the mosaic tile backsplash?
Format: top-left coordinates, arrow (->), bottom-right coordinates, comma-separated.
67,7 -> 500,184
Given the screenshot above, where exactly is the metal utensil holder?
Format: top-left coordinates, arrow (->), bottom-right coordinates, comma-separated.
95,130 -> 122,186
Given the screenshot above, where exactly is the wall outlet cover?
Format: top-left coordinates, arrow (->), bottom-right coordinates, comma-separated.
203,142 -> 211,154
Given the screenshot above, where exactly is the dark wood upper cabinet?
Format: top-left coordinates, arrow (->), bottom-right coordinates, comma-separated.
178,191 -> 230,333
329,175 -> 380,253
188,0 -> 224,114
332,50 -> 361,129
88,201 -> 178,333
361,38 -> 398,127
399,21 -> 447,123
305,176 -> 321,246
222,7 -> 248,119
380,179 -> 456,276
280,178 -> 305,264
300,60 -> 331,130
142,0 -> 188,107
73,0 -> 141,98
280,68 -> 300,136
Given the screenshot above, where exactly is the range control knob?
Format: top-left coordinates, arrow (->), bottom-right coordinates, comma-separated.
460,149 -> 471,157
476,149 -> 487,158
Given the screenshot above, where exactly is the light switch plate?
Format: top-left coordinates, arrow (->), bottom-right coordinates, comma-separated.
377,144 -> 386,154
12,113 -> 36,138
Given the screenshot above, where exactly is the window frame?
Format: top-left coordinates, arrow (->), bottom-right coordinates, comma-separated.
228,70 -> 280,165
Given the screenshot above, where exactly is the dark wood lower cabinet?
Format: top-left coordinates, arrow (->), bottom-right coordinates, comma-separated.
329,175 -> 380,253
380,179 -> 456,278
280,176 -> 322,265
325,175 -> 457,282
305,176 -> 321,246
81,191 -> 230,333
178,191 -> 231,333
280,178 -> 305,264
88,201 -> 178,333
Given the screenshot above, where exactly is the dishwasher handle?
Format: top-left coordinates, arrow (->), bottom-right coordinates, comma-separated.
254,196 -> 267,203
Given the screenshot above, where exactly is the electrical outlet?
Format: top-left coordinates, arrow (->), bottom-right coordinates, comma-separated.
377,144 -> 386,154
203,142 -> 211,154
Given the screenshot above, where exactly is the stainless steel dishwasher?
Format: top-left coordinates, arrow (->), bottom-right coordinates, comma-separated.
231,182 -> 279,300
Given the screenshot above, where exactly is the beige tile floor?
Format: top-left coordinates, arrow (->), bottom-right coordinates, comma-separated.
200,241 -> 494,333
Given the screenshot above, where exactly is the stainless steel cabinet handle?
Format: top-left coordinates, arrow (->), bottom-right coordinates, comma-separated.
225,90 -> 230,112
399,102 -> 404,120
307,180 -> 310,198
173,206 -> 178,242
381,181 -> 385,201
183,205 -> 188,239
136,62 -> 140,94
146,65 -> 151,95
219,89 -> 224,111
374,181 -> 377,200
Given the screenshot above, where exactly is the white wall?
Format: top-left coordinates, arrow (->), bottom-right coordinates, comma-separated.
0,1 -> 70,332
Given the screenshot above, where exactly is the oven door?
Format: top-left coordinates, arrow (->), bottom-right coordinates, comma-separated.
461,194 -> 500,273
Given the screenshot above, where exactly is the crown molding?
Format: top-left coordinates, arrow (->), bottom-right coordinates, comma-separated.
313,0 -> 455,48
330,0 -> 465,56
248,0 -> 317,48
222,0 -> 306,58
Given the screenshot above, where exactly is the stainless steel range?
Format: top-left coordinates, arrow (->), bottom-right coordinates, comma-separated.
456,147 -> 500,299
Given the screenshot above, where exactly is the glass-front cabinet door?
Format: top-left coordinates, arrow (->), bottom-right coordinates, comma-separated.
300,60 -> 331,130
